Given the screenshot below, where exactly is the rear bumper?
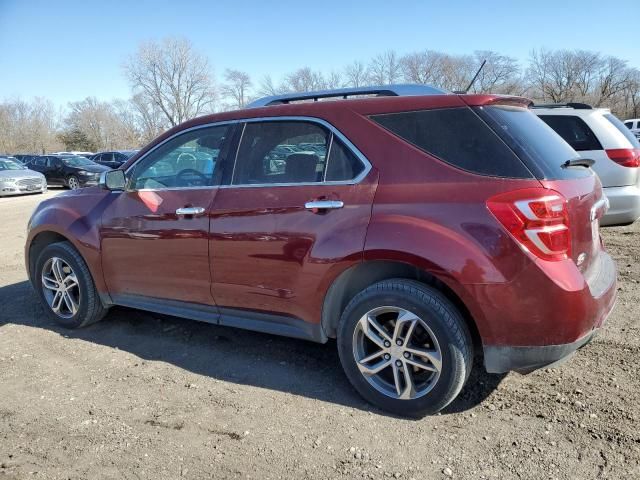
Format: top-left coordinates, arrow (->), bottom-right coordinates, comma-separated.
601,185 -> 640,226
472,251 -> 617,373
484,329 -> 598,373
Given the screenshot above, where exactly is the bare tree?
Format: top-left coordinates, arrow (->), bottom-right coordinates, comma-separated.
325,71 -> 343,90
0,98 -> 61,154
257,75 -> 285,97
469,51 -> 522,94
61,97 -> 143,151
368,50 -> 402,85
344,61 -> 368,87
129,93 -> 167,143
284,67 -> 326,92
220,69 -> 252,109
123,37 -> 216,127
400,50 -> 474,91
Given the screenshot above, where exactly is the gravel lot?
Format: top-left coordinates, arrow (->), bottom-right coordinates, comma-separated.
0,190 -> 638,479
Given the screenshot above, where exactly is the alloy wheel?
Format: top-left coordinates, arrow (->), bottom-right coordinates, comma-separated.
68,177 -> 79,189
352,306 -> 442,400
41,257 -> 80,319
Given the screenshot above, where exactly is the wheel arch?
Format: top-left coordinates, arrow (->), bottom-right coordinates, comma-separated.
26,228 -> 112,307
321,259 -> 484,351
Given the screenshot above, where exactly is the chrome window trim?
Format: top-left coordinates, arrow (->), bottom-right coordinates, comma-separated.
124,116 -> 372,192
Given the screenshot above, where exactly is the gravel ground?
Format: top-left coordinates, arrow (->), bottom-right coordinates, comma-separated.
0,190 -> 638,479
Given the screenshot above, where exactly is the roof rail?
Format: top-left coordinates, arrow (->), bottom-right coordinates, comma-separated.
247,84 -> 447,108
531,102 -> 593,110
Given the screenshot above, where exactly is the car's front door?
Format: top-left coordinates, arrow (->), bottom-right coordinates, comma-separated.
47,157 -> 65,185
210,119 -> 377,329
100,123 -> 234,306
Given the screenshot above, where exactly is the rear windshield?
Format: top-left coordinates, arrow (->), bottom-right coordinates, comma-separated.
477,105 -> 592,180
370,107 -> 533,178
603,113 -> 640,148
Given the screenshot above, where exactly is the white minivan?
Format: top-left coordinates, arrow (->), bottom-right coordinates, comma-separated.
533,103 -> 640,226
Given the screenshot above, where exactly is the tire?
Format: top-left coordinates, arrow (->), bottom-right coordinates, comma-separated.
34,241 -> 107,328
67,175 -> 80,190
337,279 -> 473,417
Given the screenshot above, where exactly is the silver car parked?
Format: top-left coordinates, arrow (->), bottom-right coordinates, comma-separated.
533,104 -> 640,226
0,156 -> 47,196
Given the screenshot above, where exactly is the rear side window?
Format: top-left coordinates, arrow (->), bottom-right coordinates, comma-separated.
477,105 -> 591,180
233,121 -> 329,185
370,108 -> 532,178
603,113 -> 640,147
538,115 -> 602,151
326,139 -> 365,181
624,121 -> 633,129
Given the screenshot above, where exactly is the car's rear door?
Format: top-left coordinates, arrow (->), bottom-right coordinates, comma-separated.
100,123 -> 235,306
209,119 -> 377,333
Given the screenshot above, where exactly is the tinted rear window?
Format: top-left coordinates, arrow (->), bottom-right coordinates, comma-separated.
370,107 -> 532,178
604,113 -> 640,147
477,105 -> 591,180
538,115 -> 602,151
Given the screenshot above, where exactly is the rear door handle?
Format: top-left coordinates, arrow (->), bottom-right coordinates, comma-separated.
175,207 -> 205,216
304,200 -> 344,211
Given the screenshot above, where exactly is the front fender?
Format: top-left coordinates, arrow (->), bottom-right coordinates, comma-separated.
25,188 -> 116,297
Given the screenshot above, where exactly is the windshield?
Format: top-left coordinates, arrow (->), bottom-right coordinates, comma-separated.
477,105 -> 591,180
603,113 -> 640,148
0,159 -> 25,171
61,156 -> 94,167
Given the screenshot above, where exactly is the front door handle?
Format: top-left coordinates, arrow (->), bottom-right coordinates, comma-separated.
175,206 -> 205,216
304,200 -> 344,211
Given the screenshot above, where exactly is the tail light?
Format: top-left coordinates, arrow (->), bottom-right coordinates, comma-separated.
487,188 -> 570,262
606,148 -> 640,168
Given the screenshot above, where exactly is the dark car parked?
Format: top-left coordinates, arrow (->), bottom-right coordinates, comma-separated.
25,85 -> 616,416
29,155 -> 109,189
90,150 -> 138,169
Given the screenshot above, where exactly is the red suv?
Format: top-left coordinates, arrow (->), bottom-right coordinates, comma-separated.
25,85 -> 617,416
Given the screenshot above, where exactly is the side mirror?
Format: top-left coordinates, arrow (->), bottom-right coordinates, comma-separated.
100,169 -> 126,191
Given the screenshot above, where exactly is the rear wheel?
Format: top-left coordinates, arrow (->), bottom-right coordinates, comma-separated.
34,241 -> 107,328
337,279 -> 472,417
67,175 -> 80,190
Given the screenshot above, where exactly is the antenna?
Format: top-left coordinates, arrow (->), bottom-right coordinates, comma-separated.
454,59 -> 487,94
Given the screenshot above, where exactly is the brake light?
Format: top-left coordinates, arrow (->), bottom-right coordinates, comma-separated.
606,148 -> 640,168
487,188 -> 571,261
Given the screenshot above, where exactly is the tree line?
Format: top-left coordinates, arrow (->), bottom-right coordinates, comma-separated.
2,37 -> 640,154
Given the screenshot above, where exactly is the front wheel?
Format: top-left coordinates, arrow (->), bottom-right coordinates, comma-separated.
67,175 -> 80,190
337,279 -> 473,417
34,241 -> 108,328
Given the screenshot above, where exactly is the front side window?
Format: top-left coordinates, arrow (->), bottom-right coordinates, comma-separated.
129,125 -> 230,190
233,121 -> 329,185
538,115 -> 602,151
624,121 -> 633,129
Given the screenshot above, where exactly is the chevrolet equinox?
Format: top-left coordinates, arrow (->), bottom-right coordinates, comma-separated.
25,85 -> 617,416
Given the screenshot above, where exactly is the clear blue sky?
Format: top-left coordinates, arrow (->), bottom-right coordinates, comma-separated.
1,0 -> 638,107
